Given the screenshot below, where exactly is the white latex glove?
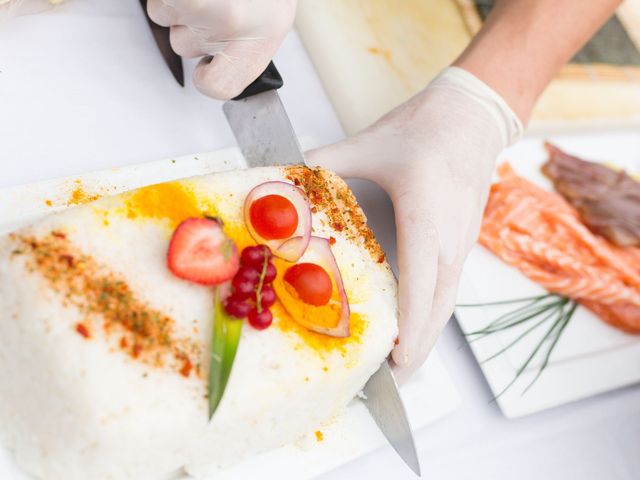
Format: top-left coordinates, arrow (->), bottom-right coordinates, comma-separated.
307,67 -> 523,381
147,0 -> 297,99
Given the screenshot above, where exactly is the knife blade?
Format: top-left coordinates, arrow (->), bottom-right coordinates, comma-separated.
223,89 -> 305,167
223,63 -> 303,167
139,0 -> 184,87
223,64 -> 421,476
362,361 -> 421,476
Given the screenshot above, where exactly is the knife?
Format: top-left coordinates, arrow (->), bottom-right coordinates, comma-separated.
223,64 -> 421,477
139,0 -> 185,87
362,361 -> 421,476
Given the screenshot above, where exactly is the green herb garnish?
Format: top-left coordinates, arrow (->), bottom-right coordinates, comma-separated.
458,294 -> 579,398
208,286 -> 243,419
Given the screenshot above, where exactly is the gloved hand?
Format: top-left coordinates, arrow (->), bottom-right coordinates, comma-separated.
307,67 -> 523,381
147,0 -> 297,99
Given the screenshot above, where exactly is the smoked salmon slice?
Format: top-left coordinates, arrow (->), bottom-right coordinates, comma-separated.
480,163 -> 640,333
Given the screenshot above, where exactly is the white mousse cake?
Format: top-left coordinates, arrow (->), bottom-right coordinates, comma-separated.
0,166 -> 398,480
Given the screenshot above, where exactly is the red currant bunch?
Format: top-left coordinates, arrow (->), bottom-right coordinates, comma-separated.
224,245 -> 277,330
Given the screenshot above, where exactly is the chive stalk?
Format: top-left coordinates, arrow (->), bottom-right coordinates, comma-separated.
458,294 -> 578,397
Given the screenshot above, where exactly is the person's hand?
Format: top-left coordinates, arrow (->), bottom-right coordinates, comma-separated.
147,0 -> 297,99
307,67 -> 522,381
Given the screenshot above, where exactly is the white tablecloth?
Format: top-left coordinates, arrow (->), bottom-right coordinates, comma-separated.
1,2 -> 639,479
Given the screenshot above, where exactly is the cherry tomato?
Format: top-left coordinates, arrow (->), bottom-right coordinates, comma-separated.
250,195 -> 298,240
284,263 -> 332,306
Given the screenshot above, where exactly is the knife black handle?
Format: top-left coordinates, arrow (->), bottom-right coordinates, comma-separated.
232,62 -> 284,100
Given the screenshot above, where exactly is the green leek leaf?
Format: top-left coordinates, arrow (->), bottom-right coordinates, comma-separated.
208,287 -> 243,419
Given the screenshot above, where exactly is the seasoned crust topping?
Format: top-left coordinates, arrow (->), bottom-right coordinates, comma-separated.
11,232 -> 201,378
284,166 -> 386,264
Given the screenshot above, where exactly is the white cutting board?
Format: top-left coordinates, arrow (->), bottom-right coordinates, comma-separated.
296,0 -> 640,136
0,146 -> 461,480
455,131 -> 640,418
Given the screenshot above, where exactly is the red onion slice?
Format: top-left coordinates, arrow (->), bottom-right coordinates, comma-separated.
278,236 -> 350,338
244,181 -> 312,262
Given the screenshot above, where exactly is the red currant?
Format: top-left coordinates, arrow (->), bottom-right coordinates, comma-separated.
241,245 -> 272,268
232,276 -> 255,299
264,262 -> 277,283
235,266 -> 260,284
224,297 -> 252,318
248,308 -> 273,330
260,285 -> 276,308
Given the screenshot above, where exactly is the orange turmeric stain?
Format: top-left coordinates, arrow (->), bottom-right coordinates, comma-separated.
95,209 -> 111,227
122,182 -> 215,229
67,181 -> 100,206
315,431 -> 324,442
45,199 -> 53,207
272,300 -> 366,356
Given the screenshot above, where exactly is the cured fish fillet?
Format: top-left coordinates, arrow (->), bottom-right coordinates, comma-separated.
480,163 -> 640,333
542,143 -> 640,247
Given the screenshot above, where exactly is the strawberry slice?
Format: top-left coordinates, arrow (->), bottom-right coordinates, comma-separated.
167,217 -> 240,286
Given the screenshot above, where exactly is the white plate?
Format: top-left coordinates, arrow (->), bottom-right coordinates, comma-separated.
456,131 -> 640,418
0,147 -> 460,480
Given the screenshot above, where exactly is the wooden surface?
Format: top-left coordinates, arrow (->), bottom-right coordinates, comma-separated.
296,0 -> 640,135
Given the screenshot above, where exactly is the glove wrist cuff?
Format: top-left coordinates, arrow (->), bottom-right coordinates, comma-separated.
429,66 -> 524,148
